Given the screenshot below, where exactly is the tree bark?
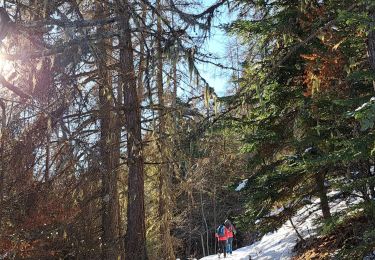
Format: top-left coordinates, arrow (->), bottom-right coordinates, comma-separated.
368,8 -> 375,71
0,100 -> 6,228
289,216 -> 305,242
200,189 -> 209,255
368,7 -> 375,89
118,1 -> 148,259
137,2 -> 147,100
96,2 -> 119,259
45,116 -> 51,181
368,161 -> 375,199
187,190 -> 193,257
315,171 -> 331,219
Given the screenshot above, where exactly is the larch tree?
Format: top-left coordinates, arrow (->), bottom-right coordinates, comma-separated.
95,2 -> 120,259
117,0 -> 148,259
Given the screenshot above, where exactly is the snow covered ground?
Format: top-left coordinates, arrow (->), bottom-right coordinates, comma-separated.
235,179 -> 248,192
200,193 -> 361,260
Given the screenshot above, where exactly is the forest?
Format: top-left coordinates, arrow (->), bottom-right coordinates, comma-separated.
0,0 -> 374,259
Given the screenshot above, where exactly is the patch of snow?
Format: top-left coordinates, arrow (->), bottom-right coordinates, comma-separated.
355,98 -> 375,112
200,194 -> 362,260
267,206 -> 284,217
236,179 -> 248,191
327,190 -> 341,197
351,171 -> 360,177
355,102 -> 369,112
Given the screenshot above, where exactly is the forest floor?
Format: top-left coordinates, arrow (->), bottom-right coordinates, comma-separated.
292,214 -> 374,260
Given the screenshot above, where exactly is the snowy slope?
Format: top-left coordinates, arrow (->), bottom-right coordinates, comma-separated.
200,194 -> 360,260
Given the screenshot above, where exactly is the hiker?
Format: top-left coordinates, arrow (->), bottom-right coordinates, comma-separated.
215,222 -> 229,258
224,219 -> 236,255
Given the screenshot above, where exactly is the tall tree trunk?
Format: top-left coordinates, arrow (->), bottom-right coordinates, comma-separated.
137,2 -> 147,100
200,189 -> 209,255
213,185 -> 217,254
156,1 -> 175,258
118,1 -> 148,259
368,7 -> 375,70
315,171 -> 331,219
45,116 -> 51,181
187,190 -> 193,257
0,100 -> 6,228
96,2 -> 119,259
359,161 -> 371,201
368,6 -> 375,89
368,161 -> 375,199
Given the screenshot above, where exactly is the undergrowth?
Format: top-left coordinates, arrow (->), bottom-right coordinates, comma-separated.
293,201 -> 375,260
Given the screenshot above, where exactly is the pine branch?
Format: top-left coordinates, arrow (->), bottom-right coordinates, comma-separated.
0,74 -> 31,99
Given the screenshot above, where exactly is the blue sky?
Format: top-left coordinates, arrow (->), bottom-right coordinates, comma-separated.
199,29 -> 230,97
197,4 -> 237,97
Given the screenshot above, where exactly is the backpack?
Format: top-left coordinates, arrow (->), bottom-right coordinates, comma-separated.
224,219 -> 237,235
216,225 -> 225,237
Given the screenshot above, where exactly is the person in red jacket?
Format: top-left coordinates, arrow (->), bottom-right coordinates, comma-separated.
224,219 -> 236,255
215,223 -> 229,258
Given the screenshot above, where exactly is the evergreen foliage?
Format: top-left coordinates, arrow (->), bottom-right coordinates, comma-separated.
225,0 -> 375,257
